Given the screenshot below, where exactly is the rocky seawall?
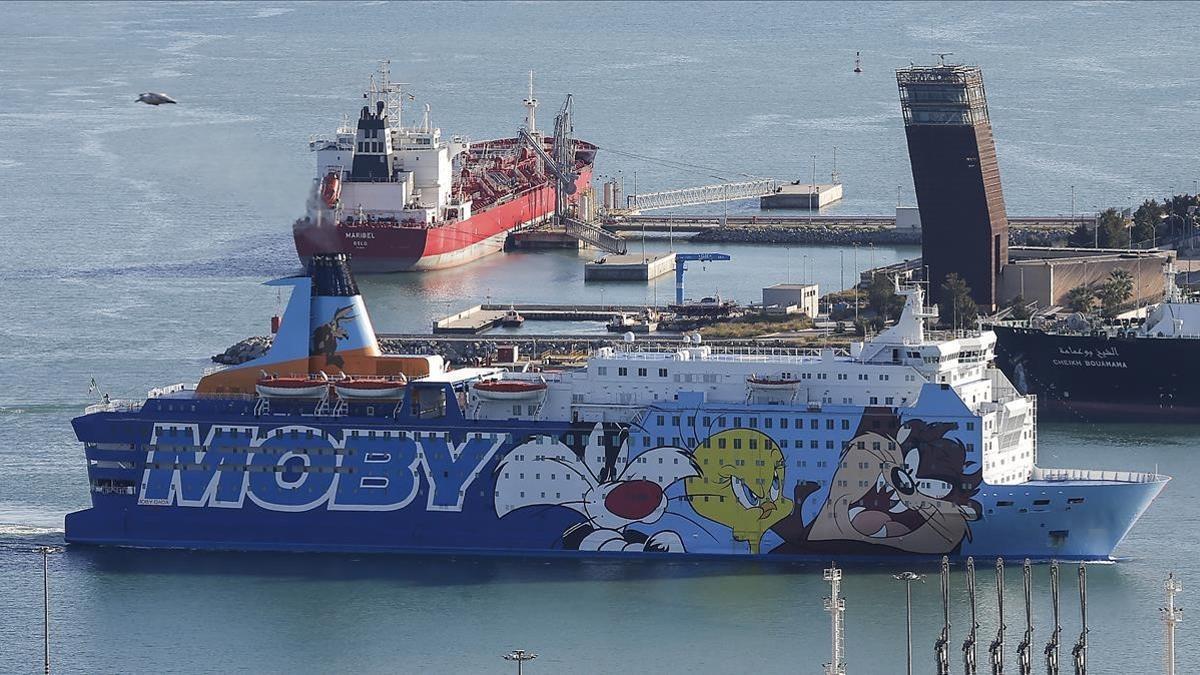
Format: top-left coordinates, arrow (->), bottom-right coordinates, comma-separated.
689,226 -> 1076,247
213,336 -> 623,366
212,335 -> 801,367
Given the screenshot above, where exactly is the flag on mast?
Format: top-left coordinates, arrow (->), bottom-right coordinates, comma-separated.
89,377 -> 97,394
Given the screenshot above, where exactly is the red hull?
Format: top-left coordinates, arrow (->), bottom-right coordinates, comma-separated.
295,167 -> 593,273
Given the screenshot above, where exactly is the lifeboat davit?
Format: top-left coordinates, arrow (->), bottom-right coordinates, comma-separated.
334,376 -> 407,399
320,171 -> 341,208
256,376 -> 328,398
472,379 -> 548,400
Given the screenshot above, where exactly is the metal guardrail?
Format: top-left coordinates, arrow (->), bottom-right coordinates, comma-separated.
561,216 -> 626,254
626,179 -> 779,212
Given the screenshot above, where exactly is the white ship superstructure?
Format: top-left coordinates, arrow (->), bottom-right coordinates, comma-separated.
473,283 -> 1035,486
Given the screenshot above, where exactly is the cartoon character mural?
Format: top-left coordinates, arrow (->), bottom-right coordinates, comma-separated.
683,429 -> 794,553
311,305 -> 355,368
771,410 -> 983,556
494,423 -> 698,553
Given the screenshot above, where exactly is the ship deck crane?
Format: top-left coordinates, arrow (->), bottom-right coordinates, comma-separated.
675,252 -> 731,305
518,97 -> 626,254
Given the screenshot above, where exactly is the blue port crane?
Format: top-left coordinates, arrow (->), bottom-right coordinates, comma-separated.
674,252 -> 731,305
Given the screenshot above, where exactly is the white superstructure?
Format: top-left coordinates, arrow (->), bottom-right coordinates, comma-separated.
468,281 -> 1036,485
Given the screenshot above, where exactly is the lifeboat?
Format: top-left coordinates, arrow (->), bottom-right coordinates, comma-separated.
334,376 -> 407,399
320,171 -> 341,208
472,379 -> 548,400
746,375 -> 801,390
256,376 -> 328,398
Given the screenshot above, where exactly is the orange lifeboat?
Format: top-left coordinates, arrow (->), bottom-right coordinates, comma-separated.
472,379 -> 548,400
320,171 -> 341,208
334,376 -> 407,400
256,376 -> 328,398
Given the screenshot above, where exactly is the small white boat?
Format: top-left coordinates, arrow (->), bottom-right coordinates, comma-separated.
499,305 -> 525,328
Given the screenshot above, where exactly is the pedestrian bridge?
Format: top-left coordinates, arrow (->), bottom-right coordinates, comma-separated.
625,178 -> 779,212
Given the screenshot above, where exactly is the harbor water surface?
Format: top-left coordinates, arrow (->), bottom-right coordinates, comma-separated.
2,2 -> 1199,672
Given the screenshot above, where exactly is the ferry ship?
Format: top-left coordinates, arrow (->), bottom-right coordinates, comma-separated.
67,254 -> 1167,560
990,266 -> 1200,421
292,66 -> 596,273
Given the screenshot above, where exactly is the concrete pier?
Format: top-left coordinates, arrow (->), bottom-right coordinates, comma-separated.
584,252 -> 676,281
507,230 -> 582,249
433,303 -> 654,334
760,182 -> 844,209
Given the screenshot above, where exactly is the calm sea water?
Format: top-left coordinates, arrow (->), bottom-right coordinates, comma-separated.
1,2 -> 1198,672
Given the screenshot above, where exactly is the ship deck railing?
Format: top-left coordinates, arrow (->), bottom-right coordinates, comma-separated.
85,400 -> 144,415
604,344 -> 851,362
1031,467 -> 1167,484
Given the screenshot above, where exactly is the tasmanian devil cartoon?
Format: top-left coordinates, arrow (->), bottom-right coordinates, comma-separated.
310,305 -> 355,368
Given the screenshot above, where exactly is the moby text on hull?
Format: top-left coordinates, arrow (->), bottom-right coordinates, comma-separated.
67,255 -> 1167,560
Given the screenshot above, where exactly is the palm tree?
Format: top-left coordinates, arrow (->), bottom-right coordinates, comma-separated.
1097,269 -> 1134,317
1064,285 -> 1096,313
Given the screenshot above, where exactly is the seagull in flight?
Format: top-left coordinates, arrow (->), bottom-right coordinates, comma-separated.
136,92 -> 177,106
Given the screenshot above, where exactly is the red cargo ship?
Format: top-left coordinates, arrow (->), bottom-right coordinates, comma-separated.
293,66 -> 597,273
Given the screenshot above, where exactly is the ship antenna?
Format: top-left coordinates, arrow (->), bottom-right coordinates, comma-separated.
523,70 -> 539,137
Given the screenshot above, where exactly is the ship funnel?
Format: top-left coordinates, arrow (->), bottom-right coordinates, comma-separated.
197,253 -> 437,394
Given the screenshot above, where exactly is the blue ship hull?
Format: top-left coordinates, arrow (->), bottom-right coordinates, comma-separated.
66,390 -> 1165,562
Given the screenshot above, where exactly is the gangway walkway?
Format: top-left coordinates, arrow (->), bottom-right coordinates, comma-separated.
626,178 -> 778,212
561,216 -> 627,254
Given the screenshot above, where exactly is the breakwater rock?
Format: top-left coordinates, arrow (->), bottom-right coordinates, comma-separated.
213,336 -> 620,367
690,226 -> 920,246
690,225 -> 1077,248
212,335 -> 804,367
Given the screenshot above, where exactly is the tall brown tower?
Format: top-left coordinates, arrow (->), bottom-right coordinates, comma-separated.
897,63 -> 1008,310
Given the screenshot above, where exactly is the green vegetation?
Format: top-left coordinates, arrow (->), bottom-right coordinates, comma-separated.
1067,194 -> 1200,249
1068,208 -> 1130,248
1064,285 -> 1096,313
938,273 -> 978,330
865,274 -> 904,322
698,314 -> 814,339
1097,269 -> 1134,317
1063,269 -> 1134,317
1007,294 -> 1033,320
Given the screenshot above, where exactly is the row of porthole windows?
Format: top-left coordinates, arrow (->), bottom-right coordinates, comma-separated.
655,415 -> 852,431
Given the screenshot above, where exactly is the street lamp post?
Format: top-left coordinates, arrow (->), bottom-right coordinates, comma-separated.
504,649 -> 538,675
34,545 -> 63,675
895,571 -> 926,675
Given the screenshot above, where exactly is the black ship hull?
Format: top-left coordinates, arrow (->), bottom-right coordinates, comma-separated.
991,325 -> 1200,422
